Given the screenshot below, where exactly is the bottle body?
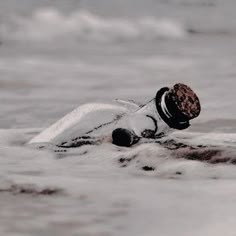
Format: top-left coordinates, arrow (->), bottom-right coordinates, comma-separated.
29,99 -> 173,148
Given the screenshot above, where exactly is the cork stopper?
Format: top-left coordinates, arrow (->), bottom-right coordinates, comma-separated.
165,83 -> 201,120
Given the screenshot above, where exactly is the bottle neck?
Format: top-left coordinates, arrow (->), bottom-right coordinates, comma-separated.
160,91 -> 172,119
155,87 -> 190,130
135,99 -> 172,136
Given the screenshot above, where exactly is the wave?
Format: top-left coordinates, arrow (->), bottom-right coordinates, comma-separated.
0,8 -> 187,42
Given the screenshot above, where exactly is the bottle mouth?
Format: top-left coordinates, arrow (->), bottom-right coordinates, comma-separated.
160,91 -> 172,120
155,87 -> 190,130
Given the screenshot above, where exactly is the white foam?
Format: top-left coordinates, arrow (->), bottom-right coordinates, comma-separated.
1,8 -> 187,42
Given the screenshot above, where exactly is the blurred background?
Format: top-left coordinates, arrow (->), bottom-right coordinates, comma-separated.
0,0 -> 236,131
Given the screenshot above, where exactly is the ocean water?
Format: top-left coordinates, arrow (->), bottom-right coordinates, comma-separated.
1,0 -> 236,235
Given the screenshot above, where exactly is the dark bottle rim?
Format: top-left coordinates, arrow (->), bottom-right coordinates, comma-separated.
155,87 -> 193,130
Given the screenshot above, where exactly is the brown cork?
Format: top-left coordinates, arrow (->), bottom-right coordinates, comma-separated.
166,83 -> 201,119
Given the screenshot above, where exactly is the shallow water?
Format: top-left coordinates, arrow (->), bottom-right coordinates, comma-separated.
0,0 -> 236,235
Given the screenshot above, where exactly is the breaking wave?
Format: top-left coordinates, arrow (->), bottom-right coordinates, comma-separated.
0,8 -> 187,42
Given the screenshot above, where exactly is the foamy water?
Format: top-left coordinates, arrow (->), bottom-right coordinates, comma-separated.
0,0 -> 236,235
